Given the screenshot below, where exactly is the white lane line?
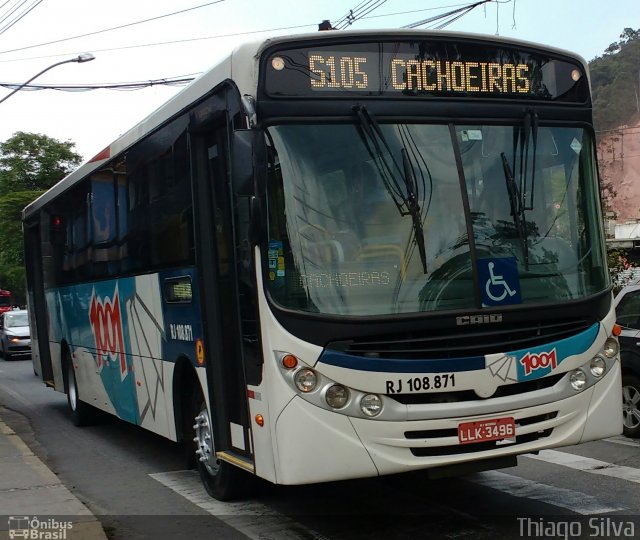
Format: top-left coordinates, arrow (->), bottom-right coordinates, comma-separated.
468,470 -> 625,515
604,436 -> 640,448
150,470 -> 330,540
527,449 -> 640,484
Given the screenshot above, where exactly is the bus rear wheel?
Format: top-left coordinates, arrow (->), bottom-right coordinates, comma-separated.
187,386 -> 251,501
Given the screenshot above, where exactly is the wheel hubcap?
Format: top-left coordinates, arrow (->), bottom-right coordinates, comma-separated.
622,385 -> 640,429
193,406 -> 219,475
68,365 -> 77,411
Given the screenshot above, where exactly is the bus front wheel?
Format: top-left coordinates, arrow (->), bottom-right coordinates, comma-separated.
188,386 -> 251,501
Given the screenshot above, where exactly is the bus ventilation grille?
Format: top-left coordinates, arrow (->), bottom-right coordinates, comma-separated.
329,319 -> 593,360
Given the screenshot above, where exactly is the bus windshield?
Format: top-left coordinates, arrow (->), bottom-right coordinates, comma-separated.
265,122 -> 608,316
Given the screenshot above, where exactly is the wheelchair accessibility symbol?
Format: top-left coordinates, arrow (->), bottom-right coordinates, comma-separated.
478,257 -> 521,306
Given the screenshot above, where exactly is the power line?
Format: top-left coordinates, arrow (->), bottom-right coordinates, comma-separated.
0,22 -> 318,64
403,0 -> 491,30
0,1 -> 513,65
354,1 -> 489,21
0,0 -> 44,37
0,0 -> 226,56
333,0 -> 389,30
0,73 -> 199,91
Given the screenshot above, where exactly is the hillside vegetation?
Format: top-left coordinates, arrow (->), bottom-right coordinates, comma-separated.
590,28 -> 640,133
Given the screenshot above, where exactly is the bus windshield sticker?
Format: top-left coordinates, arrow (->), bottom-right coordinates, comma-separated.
268,240 -> 284,281
477,257 -> 522,307
570,138 -> 582,154
461,129 -> 483,141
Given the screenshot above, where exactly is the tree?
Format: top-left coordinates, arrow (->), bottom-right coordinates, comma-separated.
591,27 -> 640,132
0,132 -> 82,304
608,248 -> 634,293
0,131 -> 82,197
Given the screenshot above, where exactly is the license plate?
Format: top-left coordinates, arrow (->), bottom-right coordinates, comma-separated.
458,417 -> 516,444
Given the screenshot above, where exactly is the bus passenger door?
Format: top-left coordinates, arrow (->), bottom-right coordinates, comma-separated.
191,110 -> 254,466
24,217 -> 53,382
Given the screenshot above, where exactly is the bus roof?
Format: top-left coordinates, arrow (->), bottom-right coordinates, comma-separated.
22,28 -> 588,220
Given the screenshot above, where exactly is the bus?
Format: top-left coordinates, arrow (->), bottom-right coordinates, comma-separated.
23,29 -> 622,501
0,289 -> 12,314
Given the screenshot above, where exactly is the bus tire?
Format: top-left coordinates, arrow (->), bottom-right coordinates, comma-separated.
188,385 -> 252,501
66,354 -> 95,427
623,373 -> 640,438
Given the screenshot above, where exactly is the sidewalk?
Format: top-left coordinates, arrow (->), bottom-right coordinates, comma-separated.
0,415 -> 107,540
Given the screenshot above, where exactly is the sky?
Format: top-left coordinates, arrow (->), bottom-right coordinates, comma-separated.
0,0 -> 637,161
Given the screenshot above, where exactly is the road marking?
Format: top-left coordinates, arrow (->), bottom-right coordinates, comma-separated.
150,470 -> 330,540
526,449 -> 640,484
468,470 -> 625,514
604,436 -> 640,448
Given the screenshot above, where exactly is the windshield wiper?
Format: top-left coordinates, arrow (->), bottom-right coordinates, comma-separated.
352,105 -> 428,273
402,148 -> 427,273
520,110 -> 538,212
503,110 -> 538,270
501,152 -> 529,269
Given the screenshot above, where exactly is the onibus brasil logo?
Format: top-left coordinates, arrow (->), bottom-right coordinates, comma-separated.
89,285 -> 127,380
8,516 -> 73,539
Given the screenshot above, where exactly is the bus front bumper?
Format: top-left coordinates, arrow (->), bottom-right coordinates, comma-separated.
273,362 -> 622,484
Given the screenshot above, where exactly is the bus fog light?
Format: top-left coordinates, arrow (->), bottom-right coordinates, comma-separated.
360,394 -> 382,417
569,369 -> 587,391
294,369 -> 317,393
326,385 -> 349,408
590,356 -> 606,378
603,338 -> 618,358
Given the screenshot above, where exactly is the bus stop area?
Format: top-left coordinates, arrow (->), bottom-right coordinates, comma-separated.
0,410 -> 107,540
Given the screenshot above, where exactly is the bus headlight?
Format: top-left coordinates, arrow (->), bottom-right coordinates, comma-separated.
325,385 -> 349,409
569,369 -> 587,391
603,338 -> 619,358
294,369 -> 318,393
360,394 -> 382,417
590,356 -> 606,378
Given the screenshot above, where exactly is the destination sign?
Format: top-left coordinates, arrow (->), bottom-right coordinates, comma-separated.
263,40 -> 588,102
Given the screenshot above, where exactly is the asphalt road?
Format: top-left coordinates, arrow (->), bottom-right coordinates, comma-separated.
1,357 -> 639,540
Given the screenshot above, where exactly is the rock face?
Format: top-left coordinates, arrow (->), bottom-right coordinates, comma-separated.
598,120 -> 640,224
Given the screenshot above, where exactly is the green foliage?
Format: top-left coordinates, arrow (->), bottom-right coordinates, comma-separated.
607,248 -> 633,293
0,265 -> 27,305
590,28 -> 640,133
0,131 -> 81,197
0,132 -> 80,303
0,191 -> 44,266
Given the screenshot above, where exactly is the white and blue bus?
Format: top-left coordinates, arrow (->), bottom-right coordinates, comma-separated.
24,29 -> 622,500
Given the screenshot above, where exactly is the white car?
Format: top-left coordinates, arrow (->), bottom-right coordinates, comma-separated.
0,309 -> 31,361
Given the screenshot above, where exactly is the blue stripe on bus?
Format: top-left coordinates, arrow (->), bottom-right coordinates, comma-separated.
318,350 -> 486,373
318,322 -> 601,376
510,322 -> 600,381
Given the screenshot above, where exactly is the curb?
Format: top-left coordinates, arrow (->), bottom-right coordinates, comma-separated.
0,416 -> 108,539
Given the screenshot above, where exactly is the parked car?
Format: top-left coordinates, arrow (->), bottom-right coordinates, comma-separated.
0,309 -> 31,361
614,284 -> 640,437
